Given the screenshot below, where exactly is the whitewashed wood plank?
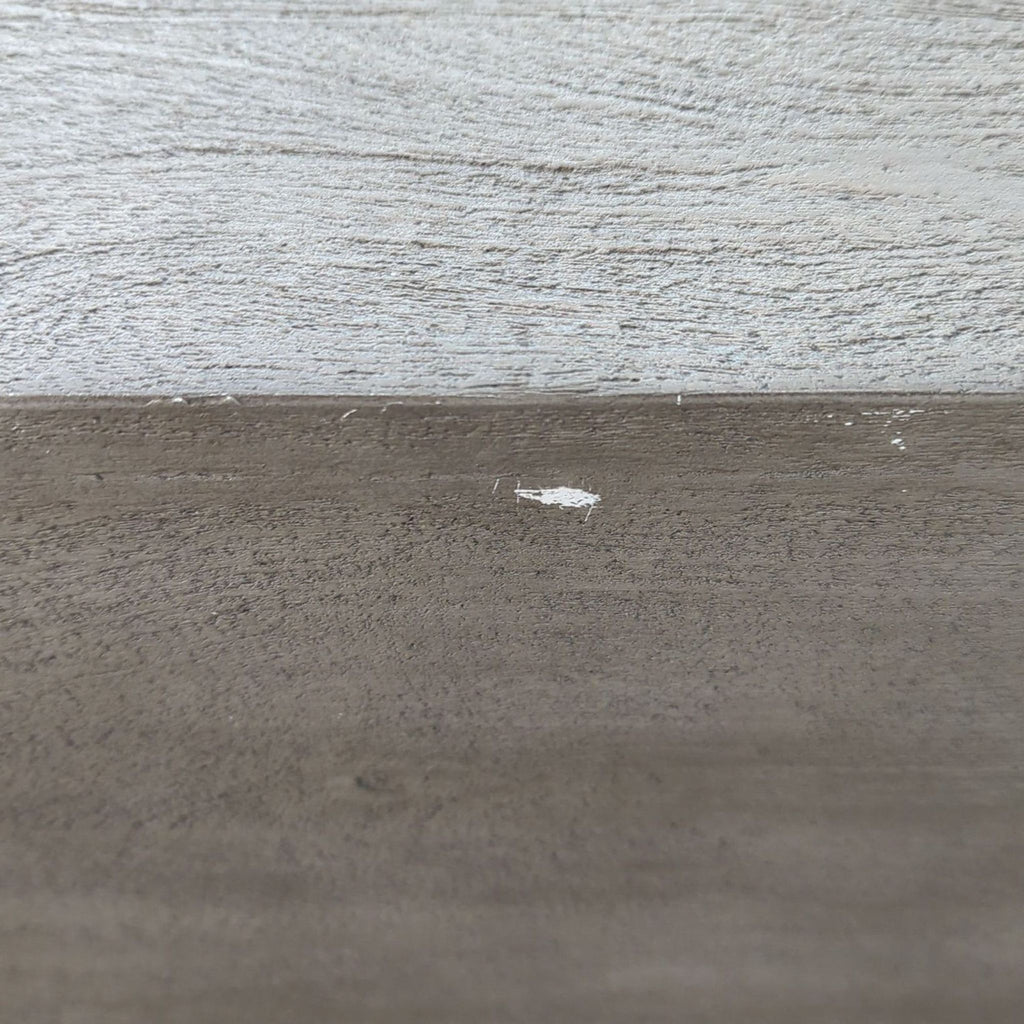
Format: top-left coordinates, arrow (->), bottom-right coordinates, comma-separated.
2,1 -> 1023,394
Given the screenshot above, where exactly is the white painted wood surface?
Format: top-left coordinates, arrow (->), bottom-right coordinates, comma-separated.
2,1 -> 1023,395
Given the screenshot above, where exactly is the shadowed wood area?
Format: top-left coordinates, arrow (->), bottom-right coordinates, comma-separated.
2,396 -> 1023,1022
3,1 -> 1024,394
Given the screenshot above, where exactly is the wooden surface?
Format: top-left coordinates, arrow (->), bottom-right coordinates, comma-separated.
3,2 -> 1024,395
3,396 -> 1023,1022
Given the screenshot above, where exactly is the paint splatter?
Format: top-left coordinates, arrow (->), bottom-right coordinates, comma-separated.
514,486 -> 601,510
144,396 -> 188,406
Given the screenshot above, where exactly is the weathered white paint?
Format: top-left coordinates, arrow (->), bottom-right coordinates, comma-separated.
2,1 -> 1023,395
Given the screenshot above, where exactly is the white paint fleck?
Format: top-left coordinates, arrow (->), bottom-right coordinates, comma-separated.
514,485 -> 601,510
144,395 -> 188,406
861,407 -> 927,420
891,437 -> 906,450
340,408 -> 357,420
844,421 -> 854,426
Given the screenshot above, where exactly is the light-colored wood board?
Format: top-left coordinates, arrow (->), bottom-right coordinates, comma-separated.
2,1 -> 1023,395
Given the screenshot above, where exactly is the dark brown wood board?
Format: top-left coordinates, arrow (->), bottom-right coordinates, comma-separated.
2,396 -> 1022,1022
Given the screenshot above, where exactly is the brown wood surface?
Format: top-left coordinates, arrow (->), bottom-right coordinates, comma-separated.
2,396 -> 1023,1022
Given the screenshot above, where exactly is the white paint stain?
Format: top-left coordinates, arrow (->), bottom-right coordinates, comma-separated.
891,437 -> 906,450
340,408 -> 357,420
144,395 -> 188,406
514,486 -> 600,509
862,407 -> 927,418
514,485 -> 601,521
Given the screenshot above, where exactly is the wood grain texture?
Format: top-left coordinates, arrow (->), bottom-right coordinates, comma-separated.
2,396 -> 1023,1021
2,1 -> 1023,395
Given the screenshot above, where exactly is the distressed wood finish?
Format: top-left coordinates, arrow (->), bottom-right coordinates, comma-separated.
3,1 -> 1023,395
2,396 -> 1023,1021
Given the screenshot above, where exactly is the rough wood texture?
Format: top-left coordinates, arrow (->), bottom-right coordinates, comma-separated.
3,2 -> 1023,395
2,396 -> 1023,1022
